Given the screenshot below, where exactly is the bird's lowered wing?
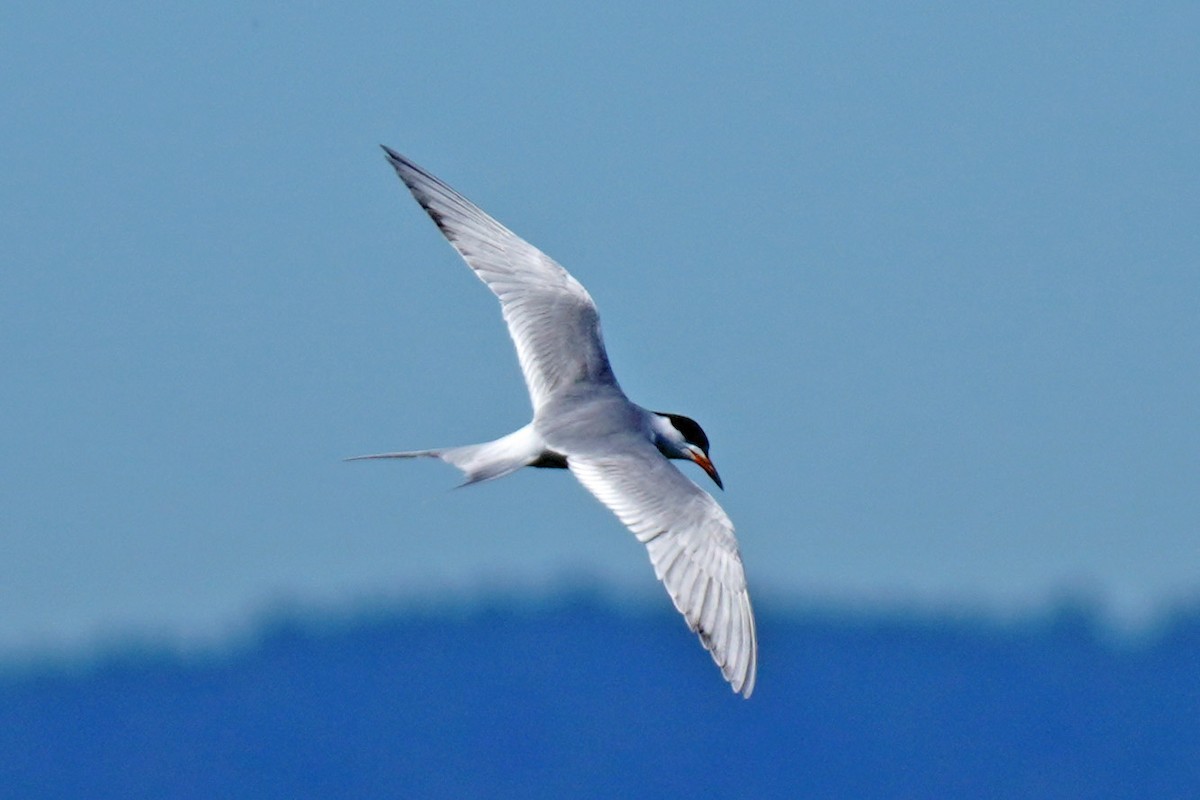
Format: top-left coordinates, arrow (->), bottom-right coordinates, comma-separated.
567,439 -> 757,697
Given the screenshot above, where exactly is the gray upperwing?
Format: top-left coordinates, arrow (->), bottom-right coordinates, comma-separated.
383,148 -> 619,410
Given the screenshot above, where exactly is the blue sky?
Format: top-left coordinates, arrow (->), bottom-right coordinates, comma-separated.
2,2 -> 1197,655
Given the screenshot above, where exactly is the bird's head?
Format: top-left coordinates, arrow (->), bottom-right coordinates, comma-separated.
652,412 -> 723,490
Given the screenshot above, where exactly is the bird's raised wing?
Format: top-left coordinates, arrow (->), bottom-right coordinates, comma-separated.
383,147 -> 617,411
567,440 -> 757,697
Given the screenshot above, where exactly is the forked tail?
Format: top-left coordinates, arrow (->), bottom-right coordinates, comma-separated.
346,424 -> 548,487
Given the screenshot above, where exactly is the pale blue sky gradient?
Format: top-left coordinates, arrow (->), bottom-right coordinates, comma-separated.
2,3 -> 1197,653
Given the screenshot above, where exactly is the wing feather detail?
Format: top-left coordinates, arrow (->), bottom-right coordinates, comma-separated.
382,147 -> 617,410
567,442 -> 757,697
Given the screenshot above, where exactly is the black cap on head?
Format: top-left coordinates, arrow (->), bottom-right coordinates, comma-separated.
661,413 -> 711,454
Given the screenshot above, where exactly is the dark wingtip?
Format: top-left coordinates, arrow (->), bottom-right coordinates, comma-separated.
380,146 -> 413,176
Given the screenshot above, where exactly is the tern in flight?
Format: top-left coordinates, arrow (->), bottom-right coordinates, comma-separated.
352,148 -> 757,697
